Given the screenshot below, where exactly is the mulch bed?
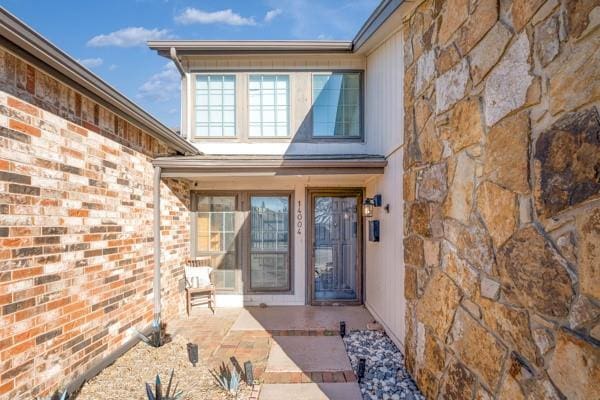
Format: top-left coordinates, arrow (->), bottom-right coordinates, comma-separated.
75,334 -> 254,400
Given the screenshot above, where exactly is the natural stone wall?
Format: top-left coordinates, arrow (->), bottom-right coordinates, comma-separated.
402,0 -> 599,398
0,46 -> 190,399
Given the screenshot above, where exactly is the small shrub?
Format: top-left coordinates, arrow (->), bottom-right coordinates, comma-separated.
145,369 -> 183,400
210,362 -> 241,395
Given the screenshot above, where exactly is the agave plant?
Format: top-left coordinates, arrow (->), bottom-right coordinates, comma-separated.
145,369 -> 183,400
210,362 -> 241,396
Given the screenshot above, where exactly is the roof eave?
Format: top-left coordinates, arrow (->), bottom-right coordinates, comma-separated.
152,155 -> 388,176
352,0 -> 406,52
148,40 -> 354,57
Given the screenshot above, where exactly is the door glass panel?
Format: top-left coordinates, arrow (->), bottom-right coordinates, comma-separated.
313,196 -> 358,301
250,196 -> 290,290
194,195 -> 239,292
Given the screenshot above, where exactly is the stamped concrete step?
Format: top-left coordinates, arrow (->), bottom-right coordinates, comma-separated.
262,336 -> 356,384
230,306 -> 373,333
259,383 -> 362,400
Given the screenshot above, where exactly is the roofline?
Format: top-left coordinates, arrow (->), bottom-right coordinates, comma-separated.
148,40 -> 354,56
352,0 -> 405,51
148,0 -> 405,57
152,154 -> 387,176
0,7 -> 199,156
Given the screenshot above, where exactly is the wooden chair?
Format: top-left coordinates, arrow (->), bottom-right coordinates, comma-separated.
184,258 -> 216,315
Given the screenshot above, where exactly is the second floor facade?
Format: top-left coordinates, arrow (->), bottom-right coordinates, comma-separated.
150,27 -> 405,158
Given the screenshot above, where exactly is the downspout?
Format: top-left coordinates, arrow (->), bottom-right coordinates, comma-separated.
169,47 -> 187,140
151,48 -> 183,343
152,165 -> 162,344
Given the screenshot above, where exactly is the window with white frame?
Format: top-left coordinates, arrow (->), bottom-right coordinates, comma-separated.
312,73 -> 361,138
249,75 -> 289,137
195,75 -> 236,137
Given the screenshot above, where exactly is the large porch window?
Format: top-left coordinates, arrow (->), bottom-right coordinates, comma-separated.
192,195 -> 239,291
250,195 -> 291,291
191,192 -> 292,294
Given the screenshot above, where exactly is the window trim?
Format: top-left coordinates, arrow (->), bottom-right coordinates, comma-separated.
310,71 -> 364,141
192,74 -> 238,139
190,191 -> 241,293
247,74 -> 292,139
187,69 -> 365,143
190,190 -> 295,295
245,191 -> 294,293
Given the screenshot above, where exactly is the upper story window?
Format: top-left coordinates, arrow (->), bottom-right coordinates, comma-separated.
312,73 -> 361,138
195,75 -> 236,137
249,75 -> 290,137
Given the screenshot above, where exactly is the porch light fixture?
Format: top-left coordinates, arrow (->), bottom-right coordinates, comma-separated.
187,342 -> 199,367
363,194 -> 382,218
340,321 -> 346,338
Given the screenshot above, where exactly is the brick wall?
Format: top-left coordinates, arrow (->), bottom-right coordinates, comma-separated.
0,46 -> 191,399
402,0 -> 599,399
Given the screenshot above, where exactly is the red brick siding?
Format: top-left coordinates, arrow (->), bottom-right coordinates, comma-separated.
0,46 -> 190,399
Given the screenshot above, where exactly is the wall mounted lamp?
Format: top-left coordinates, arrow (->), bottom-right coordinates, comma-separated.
363,194 -> 382,218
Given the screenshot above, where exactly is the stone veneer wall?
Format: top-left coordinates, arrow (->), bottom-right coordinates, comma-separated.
0,46 -> 191,399
402,0 -> 599,399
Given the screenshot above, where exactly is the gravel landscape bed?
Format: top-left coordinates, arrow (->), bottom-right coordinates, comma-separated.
344,330 -> 424,400
76,334 -> 253,400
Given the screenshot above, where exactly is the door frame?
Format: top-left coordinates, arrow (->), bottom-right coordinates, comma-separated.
306,187 -> 364,306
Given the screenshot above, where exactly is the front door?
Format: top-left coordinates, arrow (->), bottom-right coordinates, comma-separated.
308,189 -> 362,305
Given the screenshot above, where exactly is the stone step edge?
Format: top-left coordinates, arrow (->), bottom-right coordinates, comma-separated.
230,329 -> 341,336
249,383 -> 261,400
261,370 -> 357,384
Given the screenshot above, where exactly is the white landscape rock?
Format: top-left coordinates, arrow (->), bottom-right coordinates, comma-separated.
344,330 -> 425,400
435,58 -> 469,114
484,33 -> 533,126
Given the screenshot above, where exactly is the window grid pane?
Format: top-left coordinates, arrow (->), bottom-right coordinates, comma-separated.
250,196 -> 290,290
195,75 -> 236,137
249,75 -> 289,137
195,195 -> 238,291
312,73 -> 361,137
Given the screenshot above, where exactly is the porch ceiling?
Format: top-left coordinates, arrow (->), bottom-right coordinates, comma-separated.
153,154 -> 387,177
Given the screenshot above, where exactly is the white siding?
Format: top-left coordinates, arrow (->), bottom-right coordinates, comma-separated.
365,29 -> 404,156
365,150 -> 405,348
363,29 -> 406,348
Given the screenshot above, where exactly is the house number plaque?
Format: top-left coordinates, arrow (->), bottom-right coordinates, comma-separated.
297,200 -> 303,235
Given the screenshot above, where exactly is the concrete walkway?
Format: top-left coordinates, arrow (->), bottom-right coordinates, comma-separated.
259,383 -> 362,400
230,305 -> 373,333
171,306 -> 372,399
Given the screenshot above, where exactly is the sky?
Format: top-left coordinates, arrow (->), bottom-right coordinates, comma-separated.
2,0 -> 379,128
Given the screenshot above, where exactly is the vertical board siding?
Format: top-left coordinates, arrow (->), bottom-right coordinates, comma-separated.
363,29 -> 406,347
365,151 -> 405,347
365,29 -> 404,156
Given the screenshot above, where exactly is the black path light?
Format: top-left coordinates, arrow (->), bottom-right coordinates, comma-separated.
357,358 -> 366,382
339,321 -> 346,338
244,361 -> 254,385
187,342 -> 199,367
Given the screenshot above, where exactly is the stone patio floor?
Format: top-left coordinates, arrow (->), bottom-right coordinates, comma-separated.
169,306 -> 373,399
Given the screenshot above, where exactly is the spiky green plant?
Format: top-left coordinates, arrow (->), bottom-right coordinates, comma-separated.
145,369 -> 183,400
210,362 -> 241,395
